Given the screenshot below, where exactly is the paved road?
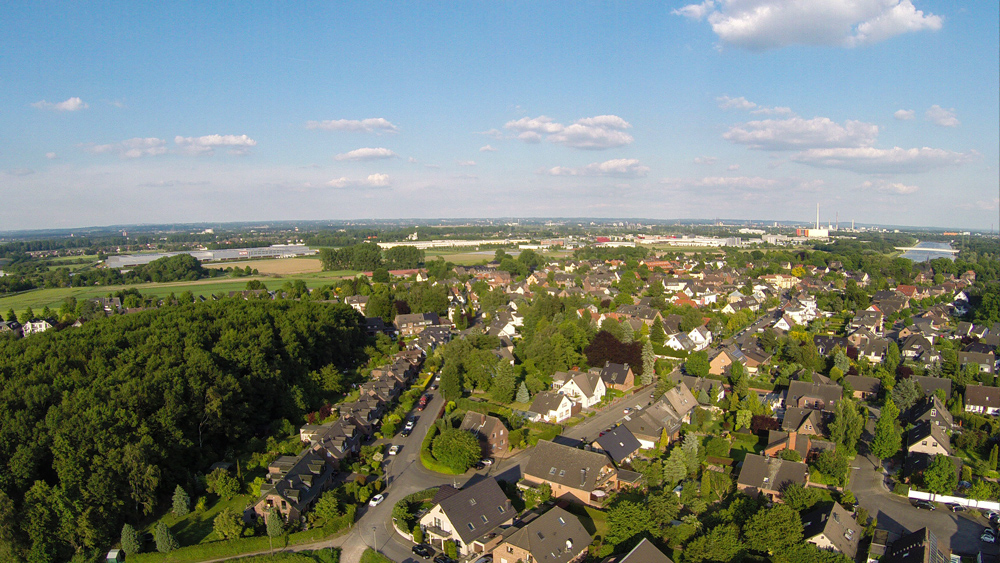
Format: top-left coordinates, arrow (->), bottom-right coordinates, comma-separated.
850,413 -> 998,559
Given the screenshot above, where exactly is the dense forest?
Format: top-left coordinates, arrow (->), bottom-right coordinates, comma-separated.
318,243 -> 424,272
0,299 -> 368,562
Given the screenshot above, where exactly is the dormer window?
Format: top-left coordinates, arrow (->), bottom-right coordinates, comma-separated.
469,499 -> 477,506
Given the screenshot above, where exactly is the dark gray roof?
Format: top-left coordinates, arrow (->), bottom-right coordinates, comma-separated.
965,384 -> 1000,410
737,454 -> 808,490
525,440 -> 614,493
911,376 -> 951,399
600,362 -> 633,386
786,380 -> 843,412
906,421 -> 953,456
844,375 -> 881,394
781,407 -> 824,434
593,426 -> 641,464
802,502 -> 861,559
436,477 -> 512,545
500,506 -> 591,563
601,537 -> 674,563
528,392 -> 570,416
906,395 -> 954,430
881,527 -> 947,563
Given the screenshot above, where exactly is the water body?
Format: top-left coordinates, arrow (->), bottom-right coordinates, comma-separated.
901,241 -> 956,262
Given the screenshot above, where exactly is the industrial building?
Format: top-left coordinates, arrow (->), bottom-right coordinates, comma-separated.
105,244 -> 317,269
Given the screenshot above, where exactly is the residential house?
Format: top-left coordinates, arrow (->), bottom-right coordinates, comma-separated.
459,412 -> 509,459
559,370 -> 607,409
591,425 -> 641,465
781,408 -> 825,436
965,384 -> 1000,415
958,350 -> 996,375
523,440 -> 619,506
814,335 -> 849,356
491,507 -> 591,563
682,375 -> 725,404
600,538 -> 674,563
786,380 -> 843,413
911,376 -> 952,400
906,422 -> 952,456
879,527 -> 947,563
709,347 -> 745,376
899,335 -> 938,363
253,448 -> 334,522
527,392 -> 574,424
21,318 -> 54,336
844,376 -> 881,400
736,454 -> 809,502
420,477 -> 514,557
344,295 -> 369,314
598,362 -> 635,392
906,395 -> 955,431
802,502 -> 861,560
688,326 -> 712,351
393,312 -> 441,336
764,430 -> 834,461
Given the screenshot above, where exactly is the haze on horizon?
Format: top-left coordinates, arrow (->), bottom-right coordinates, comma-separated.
1,1 -> 997,232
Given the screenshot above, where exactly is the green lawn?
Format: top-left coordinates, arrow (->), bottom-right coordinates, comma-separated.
729,437 -> 763,463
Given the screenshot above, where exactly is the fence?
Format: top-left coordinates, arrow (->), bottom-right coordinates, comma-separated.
908,490 -> 1000,511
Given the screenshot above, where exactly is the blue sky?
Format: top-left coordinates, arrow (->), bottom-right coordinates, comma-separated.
1,1 -> 997,230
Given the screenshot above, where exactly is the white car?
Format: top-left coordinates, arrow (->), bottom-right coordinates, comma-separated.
405,420 -> 416,431
982,528 -> 996,543
369,493 -> 385,507
388,445 -> 400,456
480,458 -> 493,466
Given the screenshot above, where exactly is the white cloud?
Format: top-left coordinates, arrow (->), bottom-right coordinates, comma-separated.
327,173 -> 391,188
86,137 -> 168,159
7,168 -> 34,176
860,180 -> 919,194
457,160 -> 476,166
724,116 -> 878,150
45,152 -> 58,159
751,106 -> 793,115
503,114 -> 634,149
717,95 -> 756,110
792,146 -> 976,173
543,158 -> 650,178
925,105 -> 959,127
479,145 -> 498,152
334,147 -> 397,161
661,175 -> 779,190
504,115 -> 564,134
694,156 -> 718,165
175,134 -> 257,156
727,164 -> 740,171
478,128 -> 504,139
31,97 -> 88,111
306,118 -> 398,133
675,0 -> 942,50
408,157 -> 418,163
894,109 -> 915,120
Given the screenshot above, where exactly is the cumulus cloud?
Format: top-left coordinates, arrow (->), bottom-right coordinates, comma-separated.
791,146 -> 976,173
45,152 -> 58,160
86,137 -> 169,159
860,180 -> 919,194
479,145 -> 498,152
724,116 -> 878,150
31,97 -> 88,111
717,95 -> 757,110
543,158 -> 650,178
661,175 -> 779,191
925,105 -> 959,127
694,156 -> 718,165
457,160 -> 477,166
478,128 -> 504,139
334,147 -> 397,161
175,134 -> 257,155
751,106 -> 793,115
503,114 -> 634,149
727,164 -> 740,171
327,173 -> 391,188
894,109 -> 915,120
675,0 -> 942,50
306,118 -> 398,133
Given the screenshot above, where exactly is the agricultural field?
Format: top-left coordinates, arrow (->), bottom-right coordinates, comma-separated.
203,256 -> 323,275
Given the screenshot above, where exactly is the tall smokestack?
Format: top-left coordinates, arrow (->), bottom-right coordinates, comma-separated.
816,203 -> 820,229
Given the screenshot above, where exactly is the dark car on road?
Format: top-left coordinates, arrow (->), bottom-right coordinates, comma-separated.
433,554 -> 456,563
913,500 -> 936,510
412,544 -> 434,558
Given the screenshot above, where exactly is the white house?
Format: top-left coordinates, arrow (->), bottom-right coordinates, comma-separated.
688,326 -> 712,351
559,371 -> 606,409
527,392 -> 574,423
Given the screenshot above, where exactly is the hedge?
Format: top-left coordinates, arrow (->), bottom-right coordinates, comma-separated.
419,424 -> 464,475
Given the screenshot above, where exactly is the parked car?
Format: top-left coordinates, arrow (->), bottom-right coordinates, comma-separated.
471,555 -> 493,563
982,528 -> 996,543
913,500 -> 935,510
411,544 -> 434,558
388,445 -> 401,456
369,493 -> 385,507
949,504 -> 966,512
433,554 -> 456,563
401,428 -> 412,438
405,419 -> 416,432
623,407 -> 632,415
473,461 -> 485,470
480,458 -> 493,466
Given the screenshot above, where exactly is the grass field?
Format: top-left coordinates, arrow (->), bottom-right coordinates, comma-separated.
203,257 -> 324,275
0,270 -> 359,319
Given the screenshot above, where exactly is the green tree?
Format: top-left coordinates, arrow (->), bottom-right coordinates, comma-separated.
206,468 -> 240,500
154,521 -> 179,553
4,308 -> 15,323
641,340 -> 655,385
121,523 -> 141,555
870,398 -> 902,462
650,321 -> 666,345
606,500 -> 653,549
890,377 -> 921,412
681,433 -> 700,475
20,306 -> 34,323
171,485 -> 190,517
662,447 -> 688,486
212,507 -> 243,541
744,504 -> 803,555
923,454 -> 958,495
266,509 -> 284,539
735,409 -> 752,431
782,483 -> 821,511
683,524 -> 743,563
431,428 -> 481,472
828,399 -> 864,456
516,381 -> 530,403
491,361 -> 517,403
989,444 -> 998,471
813,450 -> 849,485
685,351 -> 710,377
439,363 -> 463,401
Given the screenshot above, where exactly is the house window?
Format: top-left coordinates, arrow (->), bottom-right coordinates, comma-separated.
469,499 -> 477,506
549,467 -> 557,475
468,523 -> 476,531
481,515 -> 489,523
922,441 -> 927,446
558,470 -> 565,477
498,506 -> 506,514
434,518 -> 442,528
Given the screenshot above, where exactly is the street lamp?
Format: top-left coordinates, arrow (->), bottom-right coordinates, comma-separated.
372,525 -> 377,551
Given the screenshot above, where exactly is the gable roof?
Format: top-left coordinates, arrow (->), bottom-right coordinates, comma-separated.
965,384 -> 1000,409
906,421 -> 953,455
802,502 -> 861,559
529,392 -> 571,416
459,412 -> 507,441
524,440 -> 614,493
881,527 -> 947,563
786,380 -> 842,411
499,506 -> 591,563
600,362 -> 633,386
844,375 -> 881,395
435,477 -> 512,545
565,370 -> 604,399
659,381 -> 697,420
737,454 -> 808,491
601,537 -> 674,563
911,376 -> 952,399
593,426 -> 641,464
